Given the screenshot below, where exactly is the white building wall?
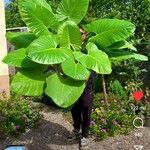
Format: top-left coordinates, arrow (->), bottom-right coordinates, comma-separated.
0,0 -> 10,96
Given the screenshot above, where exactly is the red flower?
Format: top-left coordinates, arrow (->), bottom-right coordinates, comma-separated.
132,91 -> 144,101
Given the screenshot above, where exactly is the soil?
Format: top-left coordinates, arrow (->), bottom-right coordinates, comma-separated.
0,104 -> 150,150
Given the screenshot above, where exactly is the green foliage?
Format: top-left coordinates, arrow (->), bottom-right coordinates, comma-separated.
111,60 -> 146,95
62,57 -> 90,80
109,80 -> 127,100
108,50 -> 148,61
89,0 -> 150,82
89,0 -> 150,41
5,0 -> 25,28
5,0 -> 150,45
85,19 -> 135,48
0,93 -> 41,137
125,80 -> 144,96
27,35 -> 72,64
90,93 -> 139,140
11,68 -> 46,96
45,73 -> 86,108
58,21 -> 82,50
3,48 -> 41,68
74,43 -> 112,74
18,0 -> 59,36
6,32 -> 36,49
47,0 -> 61,12
3,0 -> 148,108
56,0 -> 89,23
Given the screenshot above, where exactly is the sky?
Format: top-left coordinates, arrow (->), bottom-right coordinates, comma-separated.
4,0 -> 10,4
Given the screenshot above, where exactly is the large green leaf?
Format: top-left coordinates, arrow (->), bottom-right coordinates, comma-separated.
74,43 -> 112,74
45,73 -> 86,108
27,35 -> 72,64
11,68 -> 46,96
6,32 -> 36,49
85,19 -> 135,48
19,0 -> 58,37
108,40 -> 137,51
89,29 -> 134,48
62,58 -> 90,80
58,21 -> 82,50
31,0 -> 53,12
3,48 -> 41,68
85,19 -> 135,34
108,49 -> 148,61
56,0 -> 89,24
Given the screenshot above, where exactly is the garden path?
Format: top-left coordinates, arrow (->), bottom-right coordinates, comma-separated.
0,104 -> 150,150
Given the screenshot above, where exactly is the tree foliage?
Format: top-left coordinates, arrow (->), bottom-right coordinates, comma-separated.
5,0 -> 25,28
3,0 -> 148,108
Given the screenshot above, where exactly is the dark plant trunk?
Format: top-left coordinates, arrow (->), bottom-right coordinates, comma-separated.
102,75 -> 108,104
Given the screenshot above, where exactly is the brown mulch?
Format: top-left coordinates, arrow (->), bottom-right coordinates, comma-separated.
0,104 -> 150,150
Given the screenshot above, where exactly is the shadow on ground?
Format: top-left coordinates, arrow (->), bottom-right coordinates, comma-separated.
0,119 -> 77,150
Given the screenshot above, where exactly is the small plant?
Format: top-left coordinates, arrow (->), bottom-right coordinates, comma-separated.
125,80 -> 144,95
90,93 -> 141,140
0,93 -> 41,138
109,80 -> 127,100
108,59 -> 148,99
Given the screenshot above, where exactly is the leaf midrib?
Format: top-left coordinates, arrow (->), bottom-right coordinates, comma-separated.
29,48 -> 65,54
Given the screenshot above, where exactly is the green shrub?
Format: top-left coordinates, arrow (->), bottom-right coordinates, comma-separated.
109,80 -> 127,100
90,93 -> 143,140
0,93 -> 41,138
108,59 -> 147,97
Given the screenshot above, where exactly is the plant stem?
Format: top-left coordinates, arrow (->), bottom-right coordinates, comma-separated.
102,75 -> 108,104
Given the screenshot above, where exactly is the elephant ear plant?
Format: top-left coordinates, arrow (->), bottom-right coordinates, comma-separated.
3,0 -> 148,108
